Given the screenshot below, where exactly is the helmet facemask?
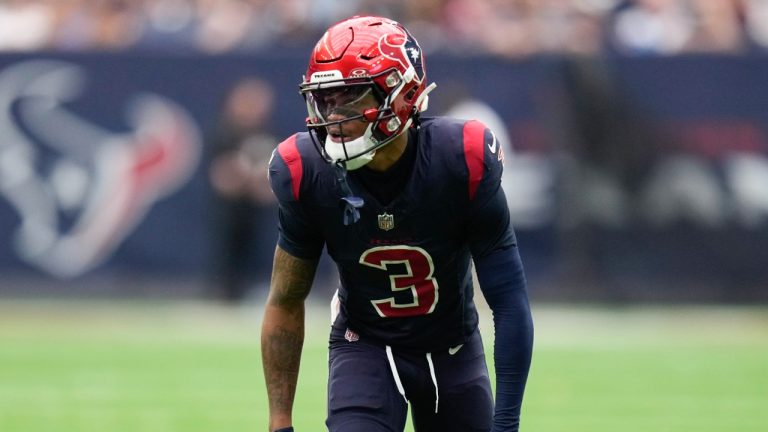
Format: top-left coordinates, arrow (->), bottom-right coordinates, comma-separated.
301,71 -> 408,170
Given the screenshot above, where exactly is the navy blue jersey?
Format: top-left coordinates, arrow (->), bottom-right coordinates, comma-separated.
268,116 -> 515,351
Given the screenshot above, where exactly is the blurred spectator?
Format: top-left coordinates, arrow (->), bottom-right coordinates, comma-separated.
52,0 -> 145,51
0,0 -> 55,51
137,0 -> 198,52
208,77 -> 277,302
440,0 -> 522,56
744,0 -> 768,50
526,0 -> 612,56
1,0 -> 766,57
609,0 -> 695,55
195,0 -> 271,53
685,0 -> 746,53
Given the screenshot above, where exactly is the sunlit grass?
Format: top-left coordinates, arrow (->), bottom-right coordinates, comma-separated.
0,300 -> 765,431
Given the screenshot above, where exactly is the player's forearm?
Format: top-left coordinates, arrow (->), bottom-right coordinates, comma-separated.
261,246 -> 317,430
261,302 -> 305,430
476,245 -> 533,431
491,305 -> 533,431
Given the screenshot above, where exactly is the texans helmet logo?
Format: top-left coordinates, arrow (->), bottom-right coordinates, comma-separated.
378,30 -> 425,82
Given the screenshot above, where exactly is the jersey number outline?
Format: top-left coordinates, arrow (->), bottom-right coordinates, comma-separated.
360,245 -> 439,318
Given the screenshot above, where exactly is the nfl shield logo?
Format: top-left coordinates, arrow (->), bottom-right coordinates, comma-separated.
377,213 -> 394,231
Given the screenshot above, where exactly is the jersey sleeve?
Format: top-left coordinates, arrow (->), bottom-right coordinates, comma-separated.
462,120 -> 533,431
461,120 -> 517,258
268,135 -> 325,260
475,246 -> 533,432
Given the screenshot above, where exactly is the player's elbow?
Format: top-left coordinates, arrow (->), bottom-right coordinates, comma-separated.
266,286 -> 308,310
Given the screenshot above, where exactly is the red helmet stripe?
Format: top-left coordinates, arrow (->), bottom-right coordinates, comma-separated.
463,120 -> 486,201
277,134 -> 303,200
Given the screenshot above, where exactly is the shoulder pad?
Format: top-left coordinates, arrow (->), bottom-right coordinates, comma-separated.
269,134 -> 303,202
462,119 -> 489,201
421,117 -> 501,201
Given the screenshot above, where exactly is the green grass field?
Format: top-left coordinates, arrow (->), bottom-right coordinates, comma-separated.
0,299 -> 766,431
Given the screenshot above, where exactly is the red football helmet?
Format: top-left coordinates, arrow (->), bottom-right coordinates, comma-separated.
300,16 -> 436,169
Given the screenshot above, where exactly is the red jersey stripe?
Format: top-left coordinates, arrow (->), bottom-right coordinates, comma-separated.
462,120 -> 485,201
277,134 -> 303,200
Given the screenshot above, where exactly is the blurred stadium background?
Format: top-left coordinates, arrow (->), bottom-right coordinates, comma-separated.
1,1 -> 767,431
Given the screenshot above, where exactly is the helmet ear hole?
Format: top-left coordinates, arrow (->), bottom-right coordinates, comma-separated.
404,88 -> 417,101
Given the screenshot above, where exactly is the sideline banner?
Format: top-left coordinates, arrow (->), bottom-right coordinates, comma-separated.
0,53 -> 765,299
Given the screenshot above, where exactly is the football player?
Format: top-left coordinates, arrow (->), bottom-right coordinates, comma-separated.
261,15 -> 533,432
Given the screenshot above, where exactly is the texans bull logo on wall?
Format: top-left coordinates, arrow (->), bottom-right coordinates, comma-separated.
0,60 -> 201,278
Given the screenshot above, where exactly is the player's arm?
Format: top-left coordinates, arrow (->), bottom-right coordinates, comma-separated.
475,242 -> 533,432
261,245 -> 318,431
264,135 -> 324,430
471,189 -> 533,431
465,121 -> 533,432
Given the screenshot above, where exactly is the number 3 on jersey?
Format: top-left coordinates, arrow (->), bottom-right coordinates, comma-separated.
360,245 -> 439,318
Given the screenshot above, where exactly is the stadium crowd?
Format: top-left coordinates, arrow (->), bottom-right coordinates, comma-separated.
0,0 -> 767,56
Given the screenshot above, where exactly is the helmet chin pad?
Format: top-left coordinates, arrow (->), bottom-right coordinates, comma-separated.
323,123 -> 378,170
325,114 -> 413,170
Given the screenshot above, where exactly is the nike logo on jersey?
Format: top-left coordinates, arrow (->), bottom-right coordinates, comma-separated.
448,344 -> 464,355
488,132 -> 498,154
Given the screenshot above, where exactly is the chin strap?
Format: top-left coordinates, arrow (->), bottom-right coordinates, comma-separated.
334,162 -> 364,225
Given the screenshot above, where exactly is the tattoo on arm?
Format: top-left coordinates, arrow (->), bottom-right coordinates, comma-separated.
263,327 -> 303,414
261,246 -> 319,424
269,246 -> 317,308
